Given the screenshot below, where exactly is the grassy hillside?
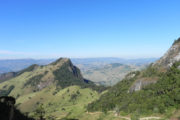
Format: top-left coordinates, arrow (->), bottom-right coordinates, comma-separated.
0,58 -> 108,120
16,85 -> 99,119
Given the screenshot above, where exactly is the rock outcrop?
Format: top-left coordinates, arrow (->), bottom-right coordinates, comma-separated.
130,38 -> 180,92
153,38 -> 180,69
129,77 -> 158,92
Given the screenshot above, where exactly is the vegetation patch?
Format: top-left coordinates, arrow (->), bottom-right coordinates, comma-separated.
87,62 -> 180,117
0,85 -> 15,96
53,62 -> 107,92
24,74 -> 43,87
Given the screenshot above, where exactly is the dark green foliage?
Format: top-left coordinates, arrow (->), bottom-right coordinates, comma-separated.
44,70 -> 48,75
46,115 -> 56,120
53,61 -> 107,92
3,85 -> 7,88
51,58 -> 63,65
0,85 -> 14,96
33,104 -> 45,120
67,89 -> 70,93
142,64 -> 159,77
24,74 -> 43,87
87,72 -> 137,112
16,94 -> 20,99
70,93 -> 78,100
87,62 -> 180,115
131,112 -> 140,120
52,91 -> 57,95
60,118 -> 79,120
76,90 -> 80,94
53,61 -> 83,88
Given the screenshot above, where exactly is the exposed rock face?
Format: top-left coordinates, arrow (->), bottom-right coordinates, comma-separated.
130,38 -> 180,92
154,38 -> 180,69
129,77 -> 157,92
125,72 -> 136,80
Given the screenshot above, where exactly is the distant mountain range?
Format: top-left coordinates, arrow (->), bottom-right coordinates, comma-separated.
72,57 -> 158,65
0,58 -> 157,86
0,58 -> 157,74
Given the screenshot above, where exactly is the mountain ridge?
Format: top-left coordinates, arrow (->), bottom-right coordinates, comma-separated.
0,57 -> 107,119
87,37 -> 180,119
0,58 -> 157,74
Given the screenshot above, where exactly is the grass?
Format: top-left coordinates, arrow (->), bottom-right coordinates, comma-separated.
13,85 -> 99,119
0,58 -> 107,119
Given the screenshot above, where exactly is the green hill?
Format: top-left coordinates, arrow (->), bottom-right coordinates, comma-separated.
0,58 -> 106,119
87,38 -> 180,119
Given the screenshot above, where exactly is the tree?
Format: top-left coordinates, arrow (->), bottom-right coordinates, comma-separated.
131,112 -> 140,120
34,104 -> 45,120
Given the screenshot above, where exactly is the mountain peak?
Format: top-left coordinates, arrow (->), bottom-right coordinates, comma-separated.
51,58 -> 71,66
173,37 -> 180,45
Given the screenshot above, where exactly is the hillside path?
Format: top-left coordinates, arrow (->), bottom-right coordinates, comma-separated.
87,111 -> 161,120
140,117 -> 161,120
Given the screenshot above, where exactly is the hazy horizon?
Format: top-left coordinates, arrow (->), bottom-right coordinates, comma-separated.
0,57 -> 159,60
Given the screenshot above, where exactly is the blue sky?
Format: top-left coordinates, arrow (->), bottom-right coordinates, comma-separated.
0,0 -> 180,59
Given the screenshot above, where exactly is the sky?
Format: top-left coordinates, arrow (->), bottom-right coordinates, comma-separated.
0,0 -> 180,59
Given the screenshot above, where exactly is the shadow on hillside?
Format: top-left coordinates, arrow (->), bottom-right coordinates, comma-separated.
0,96 -> 34,120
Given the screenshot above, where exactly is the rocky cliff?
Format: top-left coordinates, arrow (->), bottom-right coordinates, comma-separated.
154,38 -> 180,69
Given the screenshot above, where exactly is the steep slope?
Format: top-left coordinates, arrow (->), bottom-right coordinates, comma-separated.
154,38 -> 180,69
0,58 -> 106,119
87,38 -> 180,119
129,38 -> 180,92
0,59 -> 54,74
